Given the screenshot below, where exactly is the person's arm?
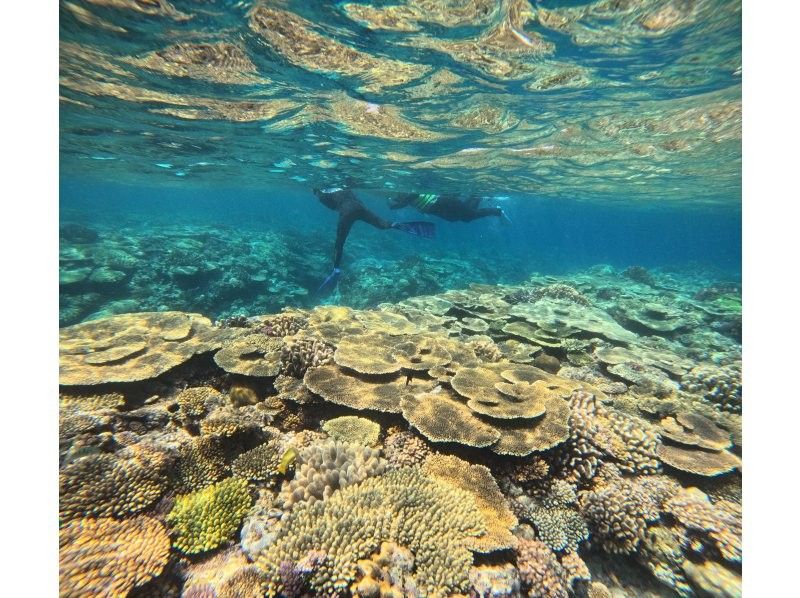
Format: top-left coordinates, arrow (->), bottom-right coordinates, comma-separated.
389,193 -> 416,210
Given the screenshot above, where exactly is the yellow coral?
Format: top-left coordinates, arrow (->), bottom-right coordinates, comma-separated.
167,477 -> 253,554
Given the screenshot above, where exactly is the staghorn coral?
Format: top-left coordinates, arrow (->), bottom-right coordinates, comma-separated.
280,336 -> 335,378
322,415 -> 381,446
556,390 -> 661,483
681,362 -> 742,414
60,516 -> 170,598
232,437 -> 284,482
277,439 -> 386,508
515,538 -> 570,598
257,467 -> 486,596
383,430 -> 431,469
60,445 -> 169,522
577,464 -> 680,554
513,479 -> 589,553
167,477 -> 253,554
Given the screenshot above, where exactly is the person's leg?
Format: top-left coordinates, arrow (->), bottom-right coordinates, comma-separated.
358,207 -> 393,230
463,207 -> 503,221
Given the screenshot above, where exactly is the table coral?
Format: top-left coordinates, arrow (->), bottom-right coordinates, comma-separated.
214,334 -> 283,377
167,477 -> 253,554
322,415 -> 381,446
257,468 -> 486,596
59,311 -> 223,385
60,516 -> 170,597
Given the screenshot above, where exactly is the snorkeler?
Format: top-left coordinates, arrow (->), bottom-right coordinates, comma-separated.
389,193 -> 511,223
314,187 -> 435,294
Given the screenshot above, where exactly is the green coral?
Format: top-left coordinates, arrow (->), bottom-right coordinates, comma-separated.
167,477 -> 253,554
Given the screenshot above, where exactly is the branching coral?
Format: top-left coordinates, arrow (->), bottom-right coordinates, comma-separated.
232,438 -> 284,482
515,538 -> 570,598
280,336 -> 335,377
176,436 -> 229,492
177,386 -> 222,417
259,313 -> 307,337
556,390 -> 661,483
681,362 -> 742,414
167,477 -> 253,554
60,516 -> 170,597
277,439 -> 386,508
60,445 -> 169,522
383,430 -> 432,469
257,468 -> 486,596
513,480 -> 588,552
577,464 -> 679,554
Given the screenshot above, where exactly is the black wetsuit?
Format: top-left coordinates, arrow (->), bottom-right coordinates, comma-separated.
390,193 -> 502,222
315,187 -> 392,268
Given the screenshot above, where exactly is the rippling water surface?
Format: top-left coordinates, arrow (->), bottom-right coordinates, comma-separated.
60,0 -> 741,203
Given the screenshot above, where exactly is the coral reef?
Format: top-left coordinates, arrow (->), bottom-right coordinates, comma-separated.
257,468 -> 487,596
60,516 -> 170,597
167,477 -> 253,554
60,445 -> 169,521
322,415 -> 381,446
277,439 -> 386,508
57,270 -> 742,597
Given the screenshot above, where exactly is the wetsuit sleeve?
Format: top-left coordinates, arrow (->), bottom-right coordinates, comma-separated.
390,193 -> 416,209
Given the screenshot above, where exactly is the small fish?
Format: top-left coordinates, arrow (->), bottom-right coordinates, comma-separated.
277,447 -> 298,474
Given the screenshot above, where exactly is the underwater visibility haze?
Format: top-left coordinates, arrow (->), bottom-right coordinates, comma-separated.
59,1 -> 742,597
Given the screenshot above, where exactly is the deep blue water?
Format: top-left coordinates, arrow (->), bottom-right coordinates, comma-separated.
61,178 -> 742,279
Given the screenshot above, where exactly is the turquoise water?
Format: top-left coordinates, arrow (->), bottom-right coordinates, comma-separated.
60,0 -> 741,326
58,3 -> 742,597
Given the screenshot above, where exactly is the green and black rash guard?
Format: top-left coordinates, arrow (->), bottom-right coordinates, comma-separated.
411,193 -> 440,212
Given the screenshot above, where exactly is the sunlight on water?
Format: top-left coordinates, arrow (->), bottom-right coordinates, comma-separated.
60,0 -> 741,203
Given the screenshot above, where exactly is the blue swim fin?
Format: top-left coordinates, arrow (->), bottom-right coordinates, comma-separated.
391,221 -> 436,239
316,267 -> 342,296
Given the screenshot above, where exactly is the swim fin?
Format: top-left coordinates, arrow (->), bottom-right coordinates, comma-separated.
316,267 -> 342,296
391,221 -> 436,239
499,208 -> 512,225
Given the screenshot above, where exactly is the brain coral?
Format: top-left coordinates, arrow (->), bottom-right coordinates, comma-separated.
167,477 -> 253,554
322,415 -> 381,446
277,439 -> 386,508
60,445 -> 169,522
60,516 -> 170,598
257,467 -> 486,596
